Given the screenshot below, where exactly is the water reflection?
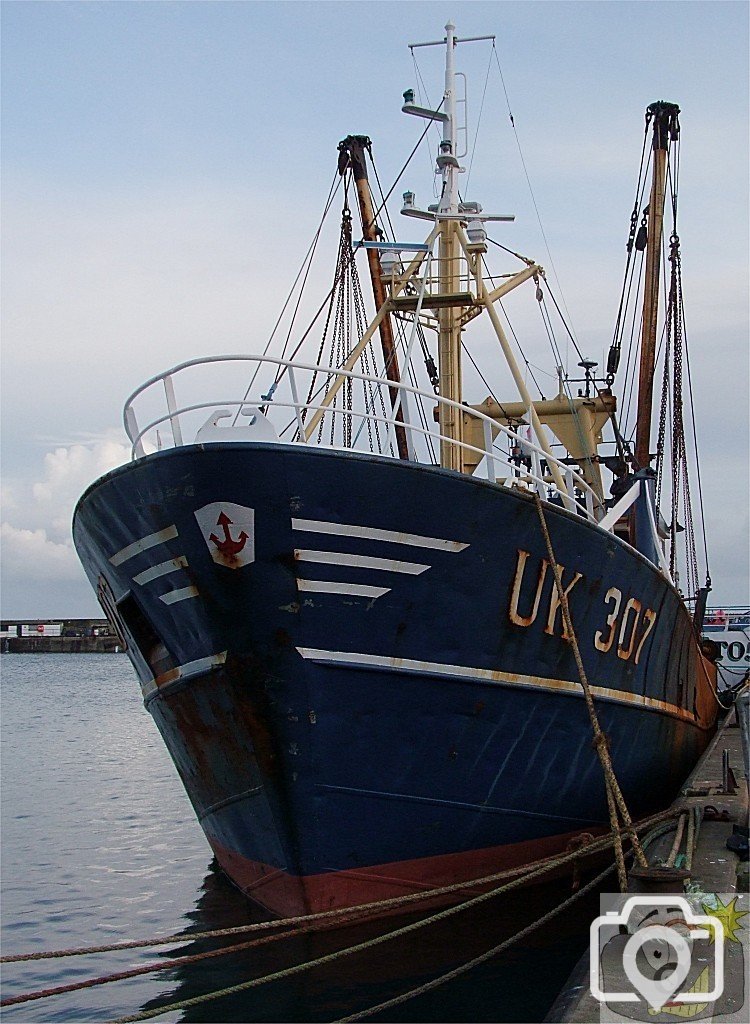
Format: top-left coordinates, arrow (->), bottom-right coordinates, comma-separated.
141,861 -> 603,1023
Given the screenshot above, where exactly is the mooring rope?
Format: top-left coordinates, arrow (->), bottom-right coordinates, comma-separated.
1,807 -> 681,1016
337,857 -> 619,1022
533,493 -> 649,890
104,838 -> 622,1024
0,855 -> 563,968
339,812 -> 685,1022
0,930 -> 296,1009
1,805 -> 681,973
1,912 -> 381,1010
665,810 -> 688,868
108,810 -> 681,1024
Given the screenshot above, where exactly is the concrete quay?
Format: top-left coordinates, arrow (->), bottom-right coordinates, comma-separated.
2,634 -> 123,653
549,697 -> 749,1023
1,618 -> 123,653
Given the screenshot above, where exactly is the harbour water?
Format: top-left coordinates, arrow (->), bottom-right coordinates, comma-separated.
1,654 -> 605,1022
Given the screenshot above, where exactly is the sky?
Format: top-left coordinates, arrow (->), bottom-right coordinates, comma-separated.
1,0 -> 748,617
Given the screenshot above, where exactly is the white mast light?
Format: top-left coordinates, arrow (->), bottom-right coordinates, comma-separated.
466,220 -> 488,246
401,26 -> 513,225
379,249 -> 401,276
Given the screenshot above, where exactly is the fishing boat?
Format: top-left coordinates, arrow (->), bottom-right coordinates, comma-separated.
74,24 -> 720,918
702,607 -> 750,690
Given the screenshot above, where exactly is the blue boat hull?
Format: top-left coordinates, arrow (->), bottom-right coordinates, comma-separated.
73,444 -> 717,916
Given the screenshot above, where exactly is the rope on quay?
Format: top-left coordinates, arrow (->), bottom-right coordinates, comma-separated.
685,806 -> 702,871
533,492 -> 649,891
665,810 -> 688,867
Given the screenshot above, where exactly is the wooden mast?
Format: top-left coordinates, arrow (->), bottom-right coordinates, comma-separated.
338,135 -> 409,460
634,101 -> 680,469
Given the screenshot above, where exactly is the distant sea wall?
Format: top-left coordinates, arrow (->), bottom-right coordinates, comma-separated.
1,619 -> 124,654
2,636 -> 124,654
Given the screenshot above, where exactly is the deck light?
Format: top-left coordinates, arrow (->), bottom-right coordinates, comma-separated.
466,219 -> 488,248
380,249 -> 401,276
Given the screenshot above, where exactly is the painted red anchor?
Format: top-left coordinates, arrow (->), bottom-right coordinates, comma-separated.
209,511 -> 249,557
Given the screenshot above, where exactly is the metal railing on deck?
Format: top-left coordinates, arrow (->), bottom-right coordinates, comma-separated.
123,354 -> 603,523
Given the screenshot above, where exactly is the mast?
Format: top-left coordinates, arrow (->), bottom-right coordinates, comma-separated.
338,135 -> 409,460
436,21 -> 464,470
401,22 -> 571,491
634,101 -> 680,469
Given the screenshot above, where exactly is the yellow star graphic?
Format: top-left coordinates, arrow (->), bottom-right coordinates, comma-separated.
700,895 -> 748,944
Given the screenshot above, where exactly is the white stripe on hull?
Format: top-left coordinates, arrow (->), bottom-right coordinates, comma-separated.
291,518 -> 468,552
159,586 -> 199,605
133,556 -> 189,585
295,647 -> 703,726
294,549 -> 429,575
297,581 -> 390,599
110,526 -> 178,566
143,650 -> 228,697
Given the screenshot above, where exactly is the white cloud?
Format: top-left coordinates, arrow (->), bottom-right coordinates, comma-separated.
0,522 -> 79,581
31,437 -> 130,536
1,435 -> 129,600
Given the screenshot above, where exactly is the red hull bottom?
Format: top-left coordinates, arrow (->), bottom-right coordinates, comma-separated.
208,830 -> 600,919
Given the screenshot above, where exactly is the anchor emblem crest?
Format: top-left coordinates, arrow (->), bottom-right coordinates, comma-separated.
210,511 -> 249,557
194,502 -> 255,568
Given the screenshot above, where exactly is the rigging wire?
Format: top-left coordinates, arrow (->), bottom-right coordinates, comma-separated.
620,261 -> 646,437
277,172 -> 343,363
535,280 -> 603,470
410,49 -> 441,196
480,256 -> 547,400
465,43 -> 494,193
681,301 -> 711,578
504,298 -> 548,400
234,169 -> 342,418
624,223 -> 672,443
616,112 -> 708,595
607,116 -> 653,384
460,340 -> 516,430
363,114 -> 438,234
540,281 -> 585,364
487,235 -> 536,266
369,147 -> 440,450
491,41 -> 581,364
259,114 -> 439,402
537,293 -> 566,374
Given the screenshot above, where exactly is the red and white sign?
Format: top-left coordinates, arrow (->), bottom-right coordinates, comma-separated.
20,623 -> 62,637
194,502 -> 255,569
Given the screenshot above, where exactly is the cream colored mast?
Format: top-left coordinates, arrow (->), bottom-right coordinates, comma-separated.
403,22 -> 496,469
315,23 -> 588,505
436,22 -> 462,470
403,23 -> 569,497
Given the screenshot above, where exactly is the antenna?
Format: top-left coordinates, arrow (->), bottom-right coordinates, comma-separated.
401,24 -> 514,227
